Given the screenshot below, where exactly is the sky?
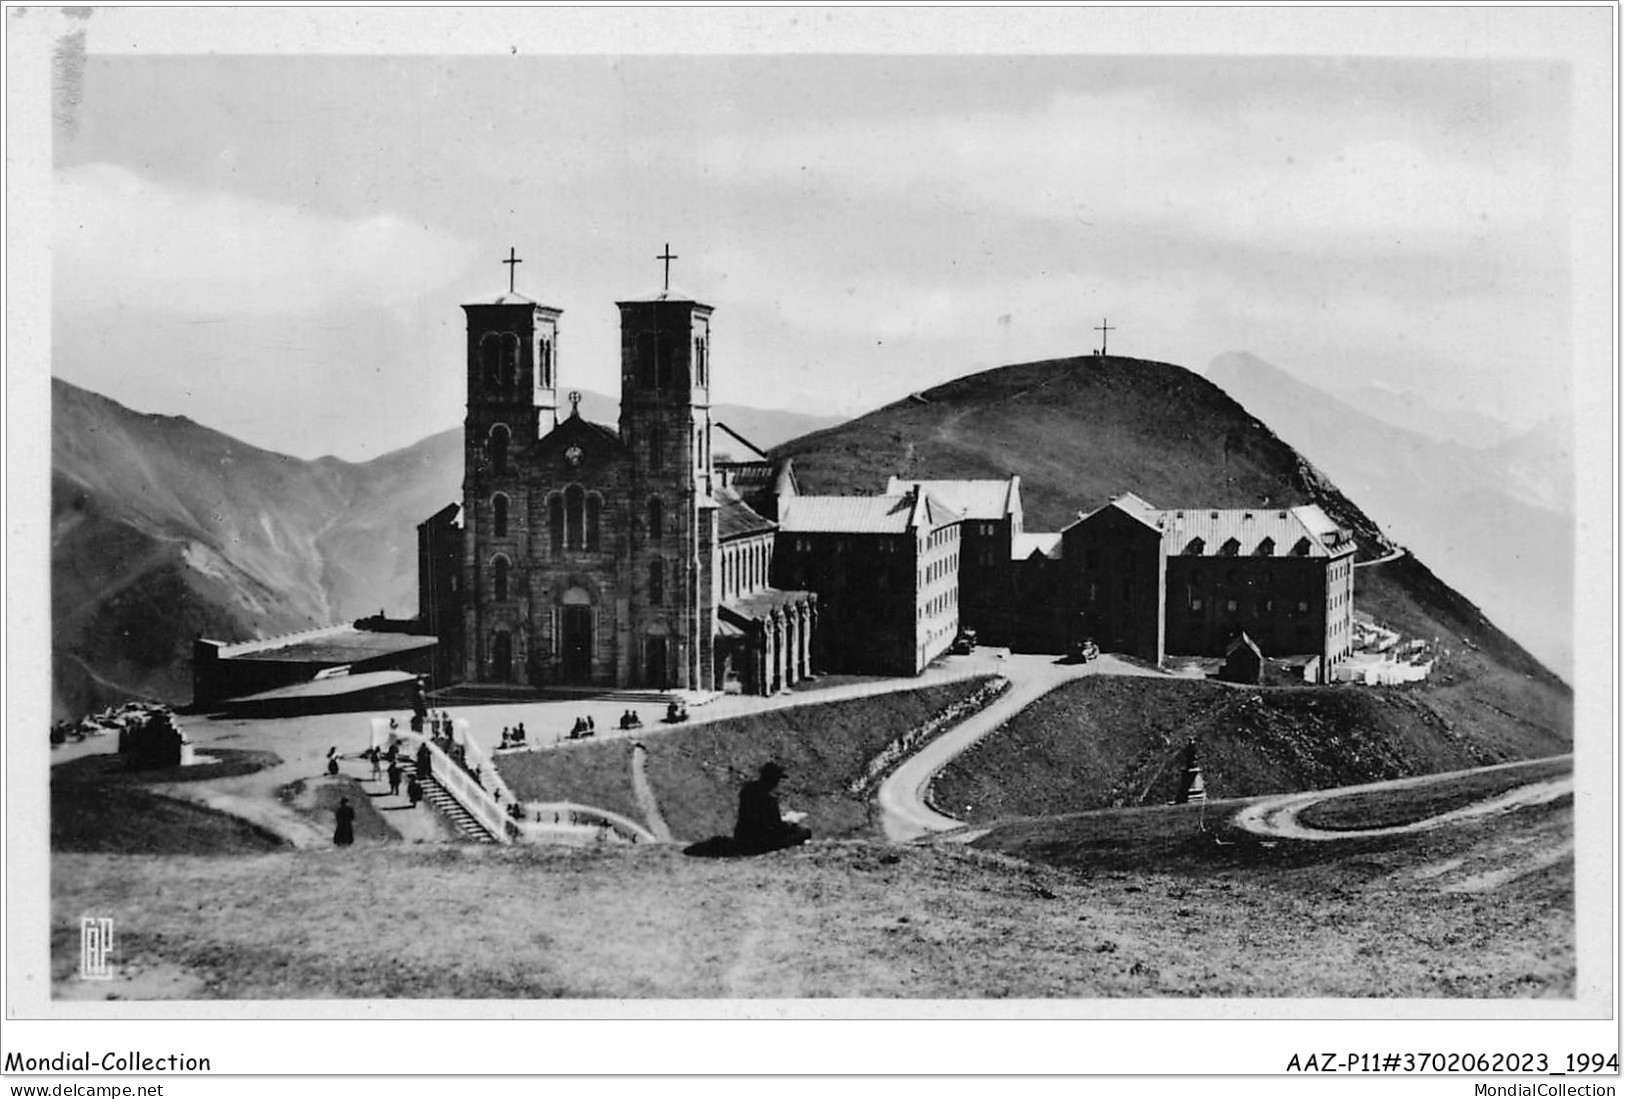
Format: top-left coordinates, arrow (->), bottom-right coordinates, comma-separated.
41,8 -> 1608,461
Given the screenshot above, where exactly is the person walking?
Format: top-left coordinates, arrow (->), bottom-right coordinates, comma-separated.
333,797 -> 356,846
407,776 -> 423,808
367,745 -> 382,781
386,759 -> 402,796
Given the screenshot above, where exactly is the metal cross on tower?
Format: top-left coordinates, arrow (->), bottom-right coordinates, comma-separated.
502,247 -> 523,294
567,390 -> 582,415
656,243 -> 678,293
1094,317 -> 1116,356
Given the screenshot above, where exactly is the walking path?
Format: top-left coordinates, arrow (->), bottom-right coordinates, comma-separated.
1354,546 -> 1407,569
1231,756 -> 1573,841
877,652 -> 1165,842
629,742 -> 674,843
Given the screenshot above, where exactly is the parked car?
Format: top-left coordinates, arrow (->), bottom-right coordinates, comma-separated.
949,629 -> 978,655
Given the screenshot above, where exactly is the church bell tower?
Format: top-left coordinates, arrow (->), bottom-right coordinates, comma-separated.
460,248 -> 562,683
617,243 -> 717,689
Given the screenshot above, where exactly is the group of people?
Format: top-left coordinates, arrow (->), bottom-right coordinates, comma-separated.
566,715 -> 597,740
664,700 -> 690,724
617,710 -> 645,730
497,723 -> 529,749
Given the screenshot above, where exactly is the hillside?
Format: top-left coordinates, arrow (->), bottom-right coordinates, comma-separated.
1206,351 -> 1573,678
933,675 -> 1570,824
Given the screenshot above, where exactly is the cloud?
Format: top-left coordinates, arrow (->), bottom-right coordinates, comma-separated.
54,163 -> 477,316
684,87 -> 1561,258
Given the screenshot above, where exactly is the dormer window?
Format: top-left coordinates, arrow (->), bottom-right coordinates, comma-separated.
1219,537 -> 1240,556
1255,536 -> 1274,556
1292,536 -> 1313,556
1184,537 -> 1205,556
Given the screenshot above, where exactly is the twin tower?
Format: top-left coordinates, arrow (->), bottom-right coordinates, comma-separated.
457,259 -> 722,692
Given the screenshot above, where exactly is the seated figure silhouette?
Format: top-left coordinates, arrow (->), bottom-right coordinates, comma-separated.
733,762 -> 811,855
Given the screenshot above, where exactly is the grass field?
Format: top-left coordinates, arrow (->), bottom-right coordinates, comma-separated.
932,676 -> 1570,824
641,678 -> 995,841
51,749 -> 288,856
496,739 -> 640,822
1295,757 -> 1572,832
50,787 -> 1573,998
490,678 -> 994,842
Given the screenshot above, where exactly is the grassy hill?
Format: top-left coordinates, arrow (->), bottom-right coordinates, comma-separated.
932,675 -> 1570,824
52,789 -> 1572,998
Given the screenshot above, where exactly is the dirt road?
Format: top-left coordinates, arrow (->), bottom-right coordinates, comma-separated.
1232,756 -> 1573,841
877,651 -> 1164,842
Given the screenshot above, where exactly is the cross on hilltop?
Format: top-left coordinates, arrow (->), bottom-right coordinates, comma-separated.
1094,317 -> 1116,356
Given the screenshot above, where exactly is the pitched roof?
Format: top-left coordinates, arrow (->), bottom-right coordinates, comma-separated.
778,494 -> 916,534
715,485 -> 777,541
713,422 -> 769,462
1065,491 -> 1163,534
722,589 -> 815,624
1012,532 -> 1062,560
885,477 -> 1020,521
1160,505 -> 1349,558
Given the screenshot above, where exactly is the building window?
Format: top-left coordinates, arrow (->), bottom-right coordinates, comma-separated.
565,485 -> 584,550
1293,537 -> 1312,557
648,497 -> 664,539
548,494 -> 563,553
1219,537 -> 1240,556
1184,538 -> 1205,556
488,425 -> 510,475
1256,537 -> 1275,556
493,555 -> 510,602
649,424 -> 663,472
492,494 -> 509,538
649,558 -> 665,605
585,494 -> 602,551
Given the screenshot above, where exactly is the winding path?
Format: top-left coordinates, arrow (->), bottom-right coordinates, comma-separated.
876,651 -> 1164,842
1231,756 -> 1573,841
629,742 -> 675,843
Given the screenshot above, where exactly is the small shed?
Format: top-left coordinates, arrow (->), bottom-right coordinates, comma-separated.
1219,631 -> 1264,685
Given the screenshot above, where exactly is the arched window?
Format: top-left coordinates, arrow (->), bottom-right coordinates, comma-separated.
548,494 -> 564,553
488,425 -> 511,476
648,496 -> 664,539
585,494 -> 602,551
565,485 -> 584,550
481,334 -> 500,388
537,336 -> 553,388
493,555 -> 510,602
649,558 -> 664,605
492,494 -> 509,538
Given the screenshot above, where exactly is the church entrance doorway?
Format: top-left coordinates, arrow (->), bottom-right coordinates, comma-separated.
562,605 -> 593,683
646,637 -> 668,689
492,630 -> 512,682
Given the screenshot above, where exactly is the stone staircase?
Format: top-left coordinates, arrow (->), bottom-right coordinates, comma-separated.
406,761 -> 498,843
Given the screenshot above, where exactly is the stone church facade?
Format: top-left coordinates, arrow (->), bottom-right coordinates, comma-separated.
450,280 -> 815,694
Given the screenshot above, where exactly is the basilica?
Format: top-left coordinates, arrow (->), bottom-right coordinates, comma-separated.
420,255 -> 818,696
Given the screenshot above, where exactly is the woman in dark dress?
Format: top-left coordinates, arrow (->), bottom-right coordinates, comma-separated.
333,797 -> 356,846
